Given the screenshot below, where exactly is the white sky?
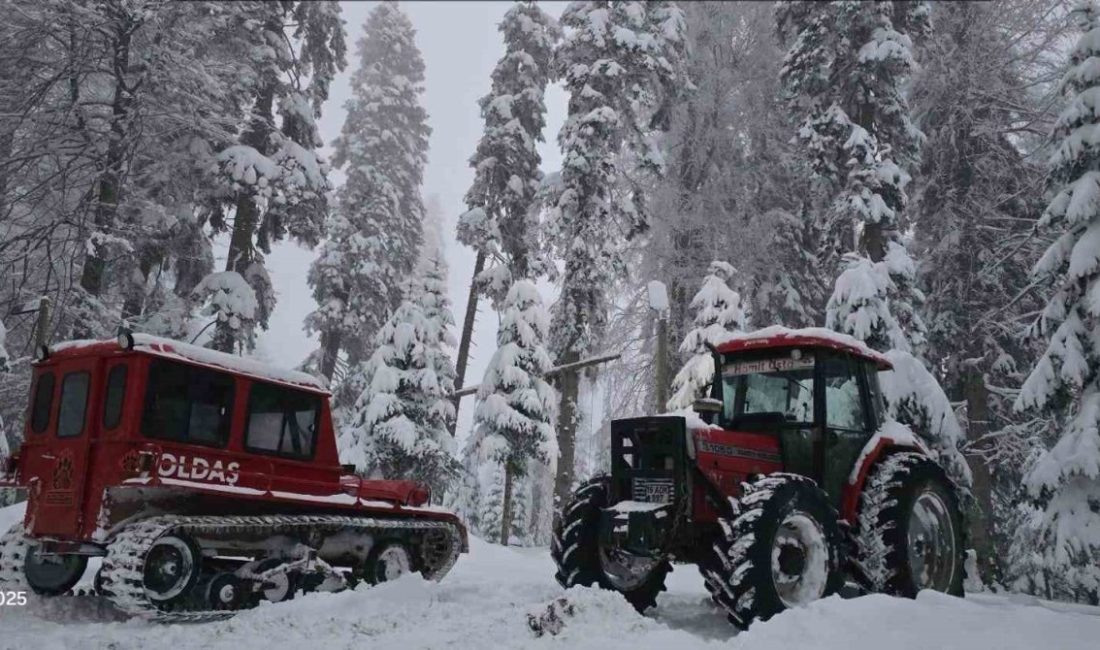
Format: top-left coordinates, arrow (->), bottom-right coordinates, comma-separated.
250,1 -> 569,441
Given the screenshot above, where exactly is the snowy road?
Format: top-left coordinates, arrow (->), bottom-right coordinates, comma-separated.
1,503 -> 1098,650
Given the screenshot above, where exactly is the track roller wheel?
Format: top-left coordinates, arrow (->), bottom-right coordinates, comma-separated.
143,533 -> 202,606
364,541 -> 416,585
207,573 -> 249,611
256,558 -> 298,603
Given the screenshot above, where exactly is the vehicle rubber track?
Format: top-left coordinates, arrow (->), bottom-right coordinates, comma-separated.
98,514 -> 462,623
0,523 -> 30,589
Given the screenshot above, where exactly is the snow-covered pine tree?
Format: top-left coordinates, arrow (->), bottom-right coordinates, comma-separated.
1014,2 -> 1100,605
446,459 -> 483,535
509,472 -> 530,545
550,0 -> 686,509
780,2 -> 971,490
911,0 -> 1054,583
752,206 -> 829,329
825,246 -> 914,354
340,264 -> 459,496
206,1 -> 345,354
601,2 -> 821,422
190,272 -> 260,347
307,2 -> 429,383
777,1 -> 929,353
667,261 -> 749,410
458,1 -> 559,302
455,1 -> 559,422
0,2 -> 300,344
478,465 -> 506,543
467,279 -> 557,544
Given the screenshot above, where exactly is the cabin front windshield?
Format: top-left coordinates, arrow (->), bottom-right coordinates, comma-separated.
722,352 -> 815,426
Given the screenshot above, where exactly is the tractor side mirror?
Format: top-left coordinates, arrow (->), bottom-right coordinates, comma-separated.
693,397 -> 722,425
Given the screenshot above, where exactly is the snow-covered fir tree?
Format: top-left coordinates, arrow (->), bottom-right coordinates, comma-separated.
458,1 -> 559,302
467,279 -> 557,543
825,246 -> 915,354
190,272 -> 260,347
207,1 -> 345,353
0,1 -> 339,349
550,0 -> 686,506
779,1 -> 972,496
478,465 -> 506,544
752,206 -> 828,329
1014,2 -> 1100,605
777,1 -> 929,353
306,2 -> 429,383
667,261 -> 749,410
340,265 -> 459,495
601,2 -> 822,421
454,2 -> 559,431
911,0 -> 1055,583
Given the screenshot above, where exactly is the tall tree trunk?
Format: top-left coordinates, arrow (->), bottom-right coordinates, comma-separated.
860,221 -> 887,263
853,96 -> 886,264
121,251 -> 159,323
553,354 -> 580,525
319,328 -> 342,381
962,363 -> 996,583
0,129 -> 12,222
500,461 -> 514,546
451,250 -> 486,434
213,83 -> 275,353
79,16 -> 136,314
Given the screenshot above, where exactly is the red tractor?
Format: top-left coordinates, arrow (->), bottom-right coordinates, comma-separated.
552,327 -> 964,628
0,332 -> 466,620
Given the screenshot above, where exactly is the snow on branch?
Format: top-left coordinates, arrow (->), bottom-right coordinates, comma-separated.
192,271 -> 259,332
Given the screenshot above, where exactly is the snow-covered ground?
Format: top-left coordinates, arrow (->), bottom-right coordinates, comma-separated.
1,502 -> 1098,650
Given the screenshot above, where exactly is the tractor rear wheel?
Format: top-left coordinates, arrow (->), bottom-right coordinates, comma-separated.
702,474 -> 845,629
551,477 -> 671,613
857,453 -> 964,597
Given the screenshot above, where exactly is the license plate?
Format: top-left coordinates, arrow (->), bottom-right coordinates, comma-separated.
632,478 -> 675,503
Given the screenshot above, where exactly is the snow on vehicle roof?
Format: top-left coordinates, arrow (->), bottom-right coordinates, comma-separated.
715,325 -> 892,369
49,334 -> 328,393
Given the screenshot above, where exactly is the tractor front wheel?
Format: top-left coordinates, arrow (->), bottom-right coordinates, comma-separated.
857,453 -> 965,597
702,474 -> 845,629
551,477 -> 671,613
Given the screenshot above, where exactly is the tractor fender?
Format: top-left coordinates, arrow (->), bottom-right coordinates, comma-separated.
840,427 -> 931,523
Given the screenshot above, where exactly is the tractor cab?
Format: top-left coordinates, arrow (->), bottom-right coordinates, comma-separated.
704,328 -> 893,505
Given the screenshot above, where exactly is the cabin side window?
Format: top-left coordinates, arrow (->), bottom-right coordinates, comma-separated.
244,381 -> 320,460
102,364 -> 128,430
142,360 -> 234,448
56,372 -> 90,438
29,372 -> 55,434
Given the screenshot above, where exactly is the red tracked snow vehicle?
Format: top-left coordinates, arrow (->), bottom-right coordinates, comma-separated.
552,327 -> 964,628
0,332 -> 466,621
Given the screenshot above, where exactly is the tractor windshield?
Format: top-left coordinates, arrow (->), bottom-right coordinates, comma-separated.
721,352 -> 815,428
